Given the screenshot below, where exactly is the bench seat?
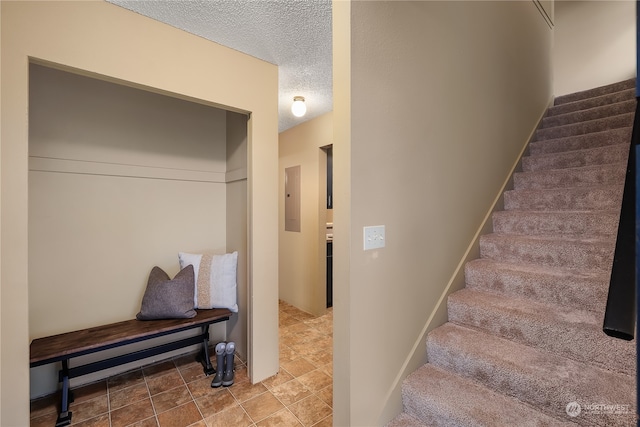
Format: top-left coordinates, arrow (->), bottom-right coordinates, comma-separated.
30,308 -> 232,426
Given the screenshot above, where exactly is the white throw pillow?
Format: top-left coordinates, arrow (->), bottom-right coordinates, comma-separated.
178,251 -> 238,312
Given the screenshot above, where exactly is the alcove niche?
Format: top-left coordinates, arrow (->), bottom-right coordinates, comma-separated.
28,63 -> 248,399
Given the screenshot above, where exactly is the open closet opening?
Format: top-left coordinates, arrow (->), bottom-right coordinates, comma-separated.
27,62 -> 248,399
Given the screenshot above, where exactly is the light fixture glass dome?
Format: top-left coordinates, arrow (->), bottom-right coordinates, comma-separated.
291,96 -> 306,117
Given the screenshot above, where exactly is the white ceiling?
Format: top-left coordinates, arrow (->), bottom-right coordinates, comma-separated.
108,0 -> 333,132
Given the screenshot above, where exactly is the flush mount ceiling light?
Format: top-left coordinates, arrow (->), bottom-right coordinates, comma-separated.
291,96 -> 306,117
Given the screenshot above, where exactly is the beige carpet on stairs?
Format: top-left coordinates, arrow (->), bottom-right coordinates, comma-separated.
388,79 -> 637,427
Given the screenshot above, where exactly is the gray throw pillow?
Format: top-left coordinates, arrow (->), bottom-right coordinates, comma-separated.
136,265 -> 197,320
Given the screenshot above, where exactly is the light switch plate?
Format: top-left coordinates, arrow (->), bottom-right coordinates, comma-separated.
363,225 -> 385,250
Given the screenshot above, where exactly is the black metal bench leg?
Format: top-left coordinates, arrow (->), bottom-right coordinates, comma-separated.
56,360 -> 72,427
196,325 -> 215,375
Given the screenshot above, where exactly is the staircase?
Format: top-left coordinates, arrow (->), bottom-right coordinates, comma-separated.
389,80 -> 637,427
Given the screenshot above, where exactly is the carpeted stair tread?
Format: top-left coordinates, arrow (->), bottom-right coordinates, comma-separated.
541,99 -> 635,129
553,78 -> 635,106
399,364 -> 575,427
529,127 -> 631,155
504,185 -> 622,211
522,143 -> 628,172
533,112 -> 633,142
464,259 -> 609,313
513,162 -> 626,190
427,323 -> 636,426
479,233 -> 614,272
546,88 -> 635,118
385,412 -> 430,427
491,210 -> 619,237
447,288 -> 635,374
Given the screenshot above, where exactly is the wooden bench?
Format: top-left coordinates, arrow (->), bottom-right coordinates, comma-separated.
30,308 -> 232,427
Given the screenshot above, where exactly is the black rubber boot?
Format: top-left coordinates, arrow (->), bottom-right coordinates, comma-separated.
222,341 -> 235,387
210,342 -> 226,388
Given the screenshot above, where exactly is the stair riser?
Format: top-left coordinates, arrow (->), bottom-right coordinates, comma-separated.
546,89 -> 635,117
464,260 -> 608,313
554,79 -> 635,105
447,294 -> 635,375
542,100 -> 635,129
401,395 -> 468,427
529,128 -> 631,156
492,211 -> 619,237
513,164 -> 625,190
479,236 -> 615,272
534,113 -> 633,142
504,187 -> 623,211
427,325 -> 636,427
522,144 -> 628,172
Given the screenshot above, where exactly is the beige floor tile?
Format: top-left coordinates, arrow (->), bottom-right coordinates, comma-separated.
129,416 -> 159,427
297,370 -> 332,393
110,382 -> 150,410
146,370 -> 185,395
288,395 -> 332,427
279,345 -> 298,362
291,311 -> 316,322
290,337 -> 331,357
228,380 -> 269,403
143,360 -> 178,379
280,358 -> 316,377
233,364 -> 250,384
304,315 -> 332,330
110,398 -> 155,427
173,352 -> 201,368
279,315 -> 299,328
156,401 -> 203,427
270,379 -> 312,406
204,405 -> 253,427
72,413 -> 110,427
151,384 -> 192,414
311,415 -> 332,427
179,363 -> 208,384
29,411 -> 58,427
241,391 -> 285,423
306,351 -> 332,367
187,376 -> 219,399
315,385 -> 333,408
108,369 -> 145,392
256,408 -> 303,427
321,360 -> 332,374
70,395 -> 109,424
72,381 -> 108,404
261,370 -> 294,390
194,388 -> 238,418
282,322 -> 312,335
30,393 -> 59,419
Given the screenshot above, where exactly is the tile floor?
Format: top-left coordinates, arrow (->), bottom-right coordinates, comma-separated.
30,300 -> 333,427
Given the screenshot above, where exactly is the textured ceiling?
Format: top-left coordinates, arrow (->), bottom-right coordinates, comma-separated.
108,0 -> 333,132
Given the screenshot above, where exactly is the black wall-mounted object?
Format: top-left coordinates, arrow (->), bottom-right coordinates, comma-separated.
327,145 -> 333,209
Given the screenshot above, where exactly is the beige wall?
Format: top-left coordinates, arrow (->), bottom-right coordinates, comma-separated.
332,1 -> 352,423
554,0 -> 635,96
226,111 -> 249,363
333,1 -> 553,425
279,112 -> 333,316
1,2 -> 278,424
